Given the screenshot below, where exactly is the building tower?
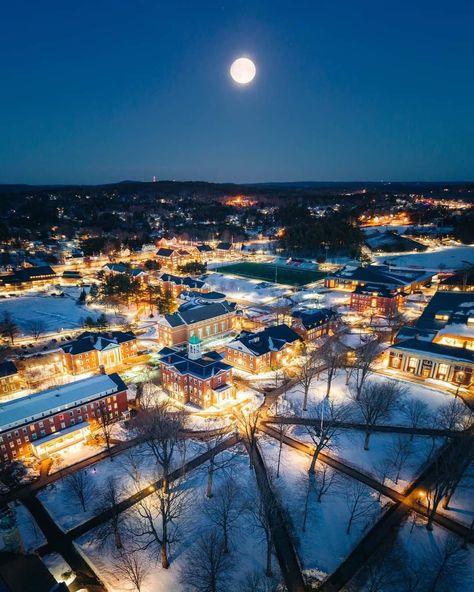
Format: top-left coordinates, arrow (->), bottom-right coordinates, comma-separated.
188,334 -> 202,360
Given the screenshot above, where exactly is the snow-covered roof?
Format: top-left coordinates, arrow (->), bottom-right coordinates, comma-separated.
0,373 -> 126,432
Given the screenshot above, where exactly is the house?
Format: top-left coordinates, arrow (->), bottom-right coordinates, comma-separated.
0,362 -> 21,397
0,266 -> 57,290
388,338 -> 473,389
350,284 -> 406,315
324,264 -> 432,293
156,247 -> 193,269
102,263 -> 147,281
0,373 -> 128,461
60,331 -> 137,375
159,336 -> 235,408
291,308 -> 338,341
159,273 -> 208,296
157,300 -> 236,346
224,324 -> 301,373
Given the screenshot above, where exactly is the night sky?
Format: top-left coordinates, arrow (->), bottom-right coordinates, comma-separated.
1,1 -> 473,184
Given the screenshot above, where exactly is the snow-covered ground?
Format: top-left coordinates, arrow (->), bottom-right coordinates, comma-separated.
39,438 -> 207,532
205,272 -> 289,303
259,437 -> 389,578
0,287 -> 101,334
375,244 -> 474,271
2,503 -> 47,552
42,553 -> 75,588
282,371 -> 460,426
76,444 -> 281,592
439,461 -> 474,528
358,518 -> 474,591
290,426 -> 441,493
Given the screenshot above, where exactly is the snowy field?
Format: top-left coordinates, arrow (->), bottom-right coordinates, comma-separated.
281,371 -> 460,427
259,437 -> 389,578
76,444 -> 281,592
358,518 -> 474,591
375,244 -> 474,271
39,438 -> 207,532
439,461 -> 474,528
205,272 -> 289,303
290,426 -> 442,493
0,287 -> 101,334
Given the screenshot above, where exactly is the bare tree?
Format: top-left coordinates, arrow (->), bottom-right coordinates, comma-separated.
246,486 -> 278,578
234,406 -> 261,470
203,476 -> 244,553
239,570 -> 280,592
203,430 -> 238,498
315,335 -> 347,398
350,380 -> 405,450
63,470 -> 96,512
95,476 -> 126,549
94,400 -> 116,458
351,337 -> 382,400
314,463 -> 338,503
0,311 -> 19,345
110,549 -> 151,592
388,436 -> 413,484
345,479 -> 374,535
129,479 -> 188,568
27,319 -> 46,342
294,347 -> 320,411
179,528 -> 233,592
436,399 -> 472,433
374,459 -> 393,502
403,399 -> 430,440
385,309 -> 405,344
305,398 -> 352,472
425,534 -> 469,591
131,401 -> 185,491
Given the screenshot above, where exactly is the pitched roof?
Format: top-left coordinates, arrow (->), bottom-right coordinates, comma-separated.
61,331 -> 136,355
327,265 -> 430,288
156,247 -> 176,257
415,291 -> 474,331
353,283 -> 402,298
159,348 -> 231,379
0,266 -> 56,285
216,242 -> 232,250
197,244 -> 213,252
391,338 -> 474,365
0,361 -> 17,379
160,273 -> 205,289
162,301 -> 236,328
228,324 -> 300,356
293,308 -> 338,330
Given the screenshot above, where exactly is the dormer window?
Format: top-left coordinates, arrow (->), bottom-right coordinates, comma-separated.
435,311 -> 451,322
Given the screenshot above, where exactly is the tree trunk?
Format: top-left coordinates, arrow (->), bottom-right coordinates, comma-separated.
277,440 -> 283,478
303,387 -> 308,411
309,450 -> 319,473
265,532 -> 273,577
364,429 -> 371,451
223,527 -> 229,553
114,529 -> 122,549
206,463 -> 214,498
161,543 -> 169,568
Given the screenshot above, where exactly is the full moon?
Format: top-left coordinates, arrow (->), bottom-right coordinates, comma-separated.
230,57 -> 256,84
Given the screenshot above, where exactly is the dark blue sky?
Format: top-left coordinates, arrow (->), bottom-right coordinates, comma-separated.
1,1 -> 473,184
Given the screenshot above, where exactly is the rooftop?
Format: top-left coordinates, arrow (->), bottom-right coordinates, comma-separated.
0,373 -> 127,432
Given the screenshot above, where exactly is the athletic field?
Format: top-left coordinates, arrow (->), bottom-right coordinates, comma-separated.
217,262 -> 325,286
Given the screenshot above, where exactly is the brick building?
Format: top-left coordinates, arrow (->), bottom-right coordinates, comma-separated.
157,300 -> 236,346
159,273 -> 208,297
0,373 -> 128,461
350,284 -> 405,315
291,309 -> 338,341
160,336 -> 235,408
225,324 -> 301,373
60,331 -> 138,375
156,247 -> 194,269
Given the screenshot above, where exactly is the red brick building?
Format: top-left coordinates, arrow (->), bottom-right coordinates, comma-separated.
225,324 -> 301,373
159,336 -> 235,408
60,331 -> 137,375
291,309 -> 338,342
0,373 -> 128,461
350,284 -> 405,315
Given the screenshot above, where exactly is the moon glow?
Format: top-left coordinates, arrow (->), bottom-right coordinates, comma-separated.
230,57 -> 256,84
